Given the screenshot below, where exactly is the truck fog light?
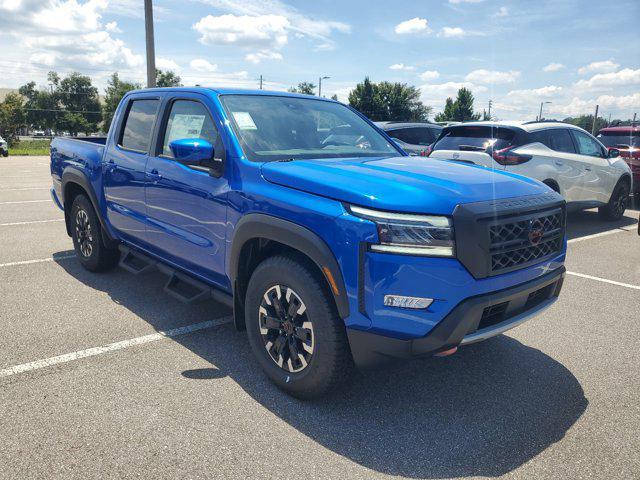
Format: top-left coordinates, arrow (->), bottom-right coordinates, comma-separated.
384,295 -> 433,309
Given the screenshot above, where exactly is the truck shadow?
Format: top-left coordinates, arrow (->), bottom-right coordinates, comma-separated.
55,255 -> 587,479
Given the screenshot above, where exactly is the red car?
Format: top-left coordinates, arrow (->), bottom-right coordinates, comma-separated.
597,126 -> 640,196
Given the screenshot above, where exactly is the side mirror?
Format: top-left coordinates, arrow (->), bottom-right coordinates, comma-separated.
169,138 -> 214,165
608,148 -> 620,159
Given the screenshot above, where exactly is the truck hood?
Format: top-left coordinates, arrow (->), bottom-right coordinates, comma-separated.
261,156 -> 549,215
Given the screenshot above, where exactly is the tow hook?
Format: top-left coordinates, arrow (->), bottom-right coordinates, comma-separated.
435,347 -> 458,357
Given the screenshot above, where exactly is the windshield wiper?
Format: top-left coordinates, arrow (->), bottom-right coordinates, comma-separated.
458,144 -> 486,152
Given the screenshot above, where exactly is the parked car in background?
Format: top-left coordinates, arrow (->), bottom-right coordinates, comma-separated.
32,130 -> 46,137
0,136 -> 8,157
597,125 -> 640,198
376,121 -> 442,155
50,88 -> 567,399
428,121 -> 632,220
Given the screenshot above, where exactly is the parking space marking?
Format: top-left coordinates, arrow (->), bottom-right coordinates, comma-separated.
0,255 -> 75,268
0,219 -> 63,227
567,228 -> 630,244
0,317 -> 232,379
1,187 -> 50,191
567,271 -> 640,291
0,200 -> 50,205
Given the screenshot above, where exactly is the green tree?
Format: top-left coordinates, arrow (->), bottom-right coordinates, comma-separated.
434,88 -> 481,122
57,72 -> 102,135
156,69 -> 182,87
18,81 -> 59,132
330,94 -> 339,101
563,115 -> 608,134
0,92 -> 27,146
348,77 -> 431,121
288,81 -> 316,95
103,73 -> 140,131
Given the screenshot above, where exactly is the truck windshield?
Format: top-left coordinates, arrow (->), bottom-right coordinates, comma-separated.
597,132 -> 640,148
220,94 -> 399,162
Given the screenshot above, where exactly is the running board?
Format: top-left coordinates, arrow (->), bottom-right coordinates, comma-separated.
117,245 -> 233,307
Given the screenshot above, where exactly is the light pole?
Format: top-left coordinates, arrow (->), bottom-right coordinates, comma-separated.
318,76 -> 330,97
538,101 -> 552,121
144,0 -> 156,88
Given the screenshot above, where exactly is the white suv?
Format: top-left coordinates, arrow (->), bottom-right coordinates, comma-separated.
429,121 -> 632,220
0,136 -> 8,157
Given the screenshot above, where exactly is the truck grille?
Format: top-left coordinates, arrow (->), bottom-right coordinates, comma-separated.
453,193 -> 566,279
489,211 -> 563,272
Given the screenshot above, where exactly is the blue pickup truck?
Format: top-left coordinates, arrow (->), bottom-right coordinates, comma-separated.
50,88 -> 566,398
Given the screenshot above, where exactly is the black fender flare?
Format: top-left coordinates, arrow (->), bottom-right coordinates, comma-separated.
61,167 -> 116,244
229,214 -> 350,321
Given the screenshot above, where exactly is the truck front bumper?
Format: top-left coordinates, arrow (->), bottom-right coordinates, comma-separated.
347,266 -> 565,368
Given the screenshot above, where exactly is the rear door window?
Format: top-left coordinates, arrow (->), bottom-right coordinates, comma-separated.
549,129 -> 576,153
433,126 -> 516,152
389,127 -> 435,146
120,99 -> 160,152
571,130 -> 605,157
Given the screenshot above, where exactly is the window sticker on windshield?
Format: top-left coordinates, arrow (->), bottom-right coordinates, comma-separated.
167,114 -> 206,143
232,111 -> 258,130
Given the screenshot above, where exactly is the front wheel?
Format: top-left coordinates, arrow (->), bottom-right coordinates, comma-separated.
70,194 -> 120,272
1,151 -> 8,157
244,255 -> 353,399
599,180 -> 630,221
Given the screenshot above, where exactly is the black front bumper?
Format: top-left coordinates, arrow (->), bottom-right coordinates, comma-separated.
347,266 -> 565,369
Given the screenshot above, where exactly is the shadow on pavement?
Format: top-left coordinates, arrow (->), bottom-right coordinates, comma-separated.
565,208 -> 637,241
56,254 -> 588,479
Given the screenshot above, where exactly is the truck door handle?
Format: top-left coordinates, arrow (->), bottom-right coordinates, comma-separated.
146,169 -> 163,181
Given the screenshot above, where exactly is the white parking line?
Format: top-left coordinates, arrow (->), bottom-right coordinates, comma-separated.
0,317 -> 233,378
0,219 -> 63,227
567,271 -> 640,291
0,255 -> 75,268
0,200 -> 50,205
567,228 -> 630,244
1,187 -> 49,191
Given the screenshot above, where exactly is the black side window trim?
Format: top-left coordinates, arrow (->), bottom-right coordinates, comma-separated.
154,98 -> 219,159
116,96 -> 161,154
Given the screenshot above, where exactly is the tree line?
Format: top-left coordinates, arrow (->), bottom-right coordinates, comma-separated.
0,69 -> 182,146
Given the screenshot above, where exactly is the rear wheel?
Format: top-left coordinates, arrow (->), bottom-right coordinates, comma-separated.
598,180 -> 630,221
70,194 -> 120,271
244,255 -> 352,399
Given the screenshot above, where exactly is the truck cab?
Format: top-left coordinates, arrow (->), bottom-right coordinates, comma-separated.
51,88 -> 567,399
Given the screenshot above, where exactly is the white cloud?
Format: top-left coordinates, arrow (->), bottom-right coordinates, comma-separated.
157,58 -> 180,72
493,6 -> 508,17
448,0 -> 484,3
543,63 -> 565,72
420,81 -> 487,107
245,50 -> 283,64
578,60 -> 619,75
389,63 -> 415,71
574,68 -> 640,90
193,14 -> 289,48
394,17 -> 429,35
465,69 -> 520,84
104,21 -> 121,33
438,27 -> 467,38
507,86 -> 563,103
195,0 -> 349,50
189,59 -> 218,72
419,70 -> 440,81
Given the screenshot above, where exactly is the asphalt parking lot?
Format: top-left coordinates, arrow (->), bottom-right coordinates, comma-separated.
1,156 -> 638,480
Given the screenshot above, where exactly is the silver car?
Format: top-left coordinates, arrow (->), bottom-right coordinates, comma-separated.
376,122 -> 443,156
0,136 -> 8,157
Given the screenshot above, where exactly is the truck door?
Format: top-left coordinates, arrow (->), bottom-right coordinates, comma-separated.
103,96 -> 161,245
144,94 -> 230,289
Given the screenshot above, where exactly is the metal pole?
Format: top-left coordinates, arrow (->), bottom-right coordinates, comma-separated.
487,99 -> 492,119
259,75 -> 263,90
591,105 -> 599,135
144,0 -> 156,88
539,102 -> 544,121
633,113 -> 637,127
318,77 -> 322,97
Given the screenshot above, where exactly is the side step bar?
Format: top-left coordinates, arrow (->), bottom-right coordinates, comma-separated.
118,245 -> 233,307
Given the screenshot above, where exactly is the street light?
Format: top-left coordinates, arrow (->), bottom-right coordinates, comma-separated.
539,101 -> 552,121
318,76 -> 330,97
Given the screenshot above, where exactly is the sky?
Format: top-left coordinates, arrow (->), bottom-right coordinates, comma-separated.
0,0 -> 639,121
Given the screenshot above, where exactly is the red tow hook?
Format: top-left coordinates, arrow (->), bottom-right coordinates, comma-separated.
435,347 -> 458,357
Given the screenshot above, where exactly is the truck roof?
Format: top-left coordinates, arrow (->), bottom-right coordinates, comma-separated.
127,86 -> 338,102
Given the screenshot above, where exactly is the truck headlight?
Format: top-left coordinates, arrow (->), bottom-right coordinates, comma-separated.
348,205 -> 455,257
